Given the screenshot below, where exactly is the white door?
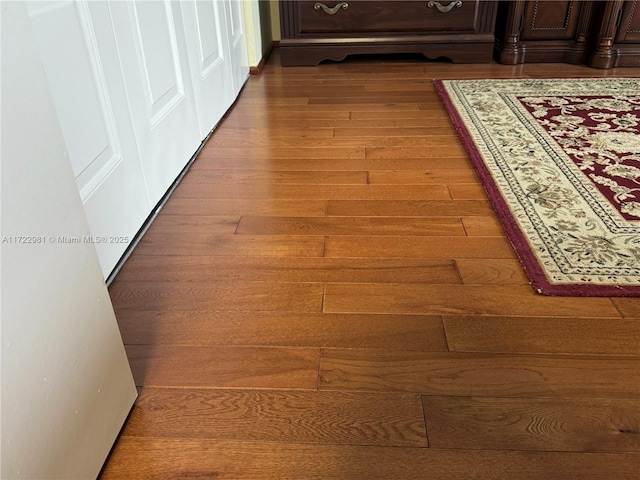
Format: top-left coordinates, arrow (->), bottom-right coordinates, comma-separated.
224,0 -> 249,96
107,0 -> 202,206
181,0 -> 236,138
25,0 -> 249,277
26,0 -> 152,276
2,3 -> 137,477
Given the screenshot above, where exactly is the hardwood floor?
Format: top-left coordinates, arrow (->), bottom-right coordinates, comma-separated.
101,52 -> 640,479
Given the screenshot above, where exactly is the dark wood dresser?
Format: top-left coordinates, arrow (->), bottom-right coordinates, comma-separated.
589,0 -> 640,68
278,0 -> 499,66
494,0 -> 640,68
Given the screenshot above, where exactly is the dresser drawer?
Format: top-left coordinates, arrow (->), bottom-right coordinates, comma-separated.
279,0 -> 498,66
296,0 -> 480,34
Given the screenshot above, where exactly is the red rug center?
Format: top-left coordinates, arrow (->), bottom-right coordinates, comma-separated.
517,95 -> 640,221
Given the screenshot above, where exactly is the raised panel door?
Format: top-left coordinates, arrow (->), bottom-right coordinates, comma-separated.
25,0 -> 247,276
223,0 -> 249,95
616,0 -> 640,43
520,0 -> 582,41
108,0 -> 201,207
495,0 -> 593,65
26,0 -> 151,275
181,0 -> 235,138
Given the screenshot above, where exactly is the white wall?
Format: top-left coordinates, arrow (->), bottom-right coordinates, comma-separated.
270,0 -> 281,41
243,0 -> 262,66
243,0 -> 277,67
1,2 -> 137,478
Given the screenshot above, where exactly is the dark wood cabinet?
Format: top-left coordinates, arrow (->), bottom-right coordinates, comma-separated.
494,0 -> 594,64
618,0 -> 640,43
279,0 -> 499,66
495,0 -> 640,68
588,0 -> 640,67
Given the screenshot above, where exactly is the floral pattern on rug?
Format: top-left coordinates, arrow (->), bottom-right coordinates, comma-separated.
436,78 -> 640,295
518,94 -> 640,221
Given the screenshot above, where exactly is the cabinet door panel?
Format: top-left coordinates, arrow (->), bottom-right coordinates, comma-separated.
521,0 -> 581,40
616,1 -> 640,43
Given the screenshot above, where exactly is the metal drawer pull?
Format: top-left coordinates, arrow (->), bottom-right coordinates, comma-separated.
314,2 -> 349,15
427,1 -> 462,13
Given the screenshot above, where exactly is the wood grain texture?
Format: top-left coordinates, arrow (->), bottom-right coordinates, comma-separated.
307,95 -> 445,105
171,183 -> 454,200
110,281 -> 324,313
207,134 -> 462,149
368,169 -> 477,183
611,298 -> 640,318
334,127 -> 455,137
219,117 -> 453,129
364,81 -> 436,92
113,255 -> 461,284
123,388 -> 428,447
221,110 -> 352,121
319,350 -> 640,398
261,102 -> 423,112
325,236 -> 517,259
133,234 -> 325,257
243,137 -> 462,149
422,396 -> 640,452
188,156 -> 472,172
350,109 -> 452,120
443,316 -> 640,355
102,54 -> 640,478
449,183 -> 488,199
455,259 -> 530,285
100,437 -> 640,480
199,146 -> 365,160
143,215 -> 240,235
236,216 -> 465,236
461,216 -> 506,236
125,345 -> 320,389
182,170 -> 368,185
365,146 -> 468,158
214,127 -> 335,138
326,200 -> 492,217
323,283 -> 620,317
159,198 -> 328,216
116,312 -> 448,350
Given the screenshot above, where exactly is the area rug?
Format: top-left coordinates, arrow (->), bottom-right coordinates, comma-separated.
435,78 -> 640,296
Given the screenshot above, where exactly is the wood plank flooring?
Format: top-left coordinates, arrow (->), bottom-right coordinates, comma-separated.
101,52 -> 640,479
